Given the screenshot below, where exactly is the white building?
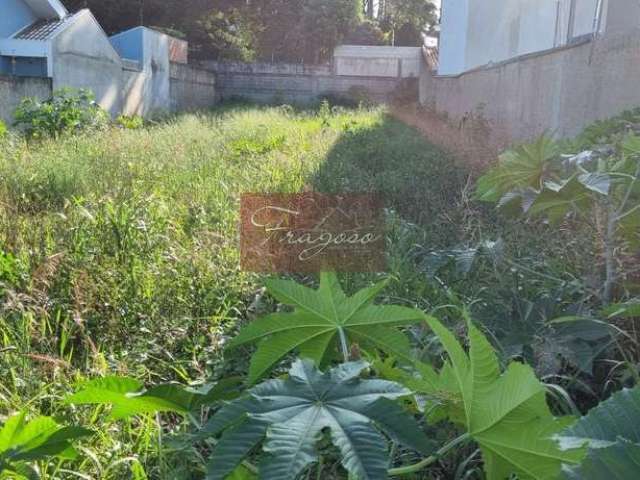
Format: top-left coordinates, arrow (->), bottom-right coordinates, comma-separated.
438,0 -> 640,75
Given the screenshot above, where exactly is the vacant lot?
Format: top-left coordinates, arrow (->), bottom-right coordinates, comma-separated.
0,104 -> 479,477
2,102 -> 623,479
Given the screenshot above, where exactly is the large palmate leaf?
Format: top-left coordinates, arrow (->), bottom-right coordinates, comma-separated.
0,411 -> 91,474
556,386 -> 640,479
390,316 -> 584,479
476,135 -> 560,202
66,376 -> 242,420
527,175 -> 597,224
201,358 -> 434,480
227,272 -> 425,384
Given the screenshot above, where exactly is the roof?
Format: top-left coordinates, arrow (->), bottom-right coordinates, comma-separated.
13,15 -> 74,41
23,0 -> 67,20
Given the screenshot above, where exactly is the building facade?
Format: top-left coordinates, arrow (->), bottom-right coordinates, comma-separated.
438,0 -> 640,75
0,0 -> 215,120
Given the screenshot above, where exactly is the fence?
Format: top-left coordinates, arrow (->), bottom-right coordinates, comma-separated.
420,28 -> 640,144
203,60 -> 417,105
0,74 -> 51,124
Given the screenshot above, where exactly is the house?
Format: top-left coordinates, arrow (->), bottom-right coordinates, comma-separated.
0,0 -> 123,111
0,0 -> 210,120
109,26 -> 188,115
1,0 -> 70,76
438,0 -> 640,75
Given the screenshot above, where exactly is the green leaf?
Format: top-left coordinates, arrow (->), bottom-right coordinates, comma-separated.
206,418 -> 268,480
561,438 -> 640,480
2,462 -> 39,480
601,300 -> 640,319
556,386 -> 640,479
561,388 -> 640,446
0,412 -> 91,466
228,272 -> 425,384
203,358 -> 433,480
66,376 -> 239,420
403,317 -> 585,479
476,135 -> 559,202
227,465 -> 257,480
360,398 -> 437,455
622,133 -> 640,156
528,176 -> 593,224
577,172 -> 611,195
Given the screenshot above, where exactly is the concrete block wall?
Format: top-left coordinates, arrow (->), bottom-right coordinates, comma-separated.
0,74 -> 51,123
204,60 -> 412,105
420,28 -> 640,144
169,62 -> 216,111
333,46 -> 422,78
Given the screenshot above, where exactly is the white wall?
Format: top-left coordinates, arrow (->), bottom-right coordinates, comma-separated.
438,0 -> 609,75
438,0 -> 468,75
465,0 -> 521,68
571,0 -> 600,37
51,10 -> 123,115
518,0 -> 565,55
1,0 -> 37,38
141,29 -> 170,113
333,45 -> 421,78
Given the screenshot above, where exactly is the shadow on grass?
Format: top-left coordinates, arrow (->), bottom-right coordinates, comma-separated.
312,112 -> 475,248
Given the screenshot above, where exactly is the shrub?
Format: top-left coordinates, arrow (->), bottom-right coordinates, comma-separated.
13,88 -> 108,139
347,85 -> 373,105
115,114 -> 144,129
344,19 -> 387,45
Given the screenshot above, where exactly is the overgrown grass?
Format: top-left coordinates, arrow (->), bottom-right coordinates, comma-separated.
0,104 -> 471,478
1,103 -> 623,478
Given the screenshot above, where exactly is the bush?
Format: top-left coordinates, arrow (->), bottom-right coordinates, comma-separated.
0,119 -> 7,138
344,19 -> 388,45
115,114 -> 144,129
13,88 -> 108,139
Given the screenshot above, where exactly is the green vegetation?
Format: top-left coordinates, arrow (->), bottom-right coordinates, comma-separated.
1,102 -> 639,479
201,358 -> 432,480
557,387 -> 640,479
227,272 -> 425,382
61,0 -> 436,62
0,104 -> 462,478
0,411 -> 91,477
116,114 -> 145,130
13,89 -> 108,139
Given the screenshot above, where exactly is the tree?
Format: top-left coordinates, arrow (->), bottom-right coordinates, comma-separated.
380,0 -> 437,45
253,0 -> 361,63
344,19 -> 388,45
63,0 -> 433,61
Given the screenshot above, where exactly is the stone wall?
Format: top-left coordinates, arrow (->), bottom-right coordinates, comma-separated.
203,61 -> 414,105
0,74 -> 51,123
420,28 -> 640,144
